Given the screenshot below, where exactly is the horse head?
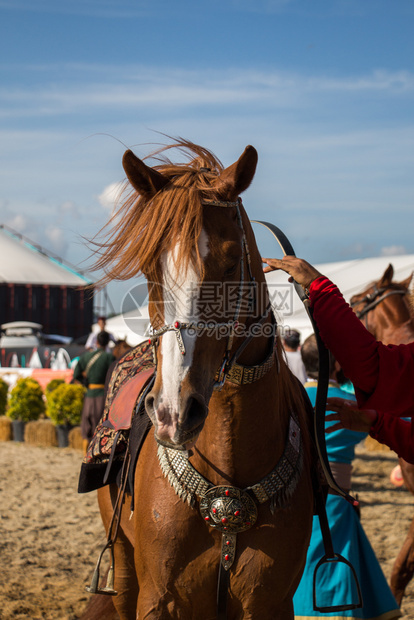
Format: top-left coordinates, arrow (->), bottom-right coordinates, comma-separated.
118,142 -> 270,449
350,263 -> 414,344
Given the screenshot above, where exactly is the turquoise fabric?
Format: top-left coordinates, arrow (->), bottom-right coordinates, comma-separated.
293,383 -> 401,619
305,382 -> 365,465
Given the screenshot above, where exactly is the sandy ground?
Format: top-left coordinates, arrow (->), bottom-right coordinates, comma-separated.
1,440 -> 414,619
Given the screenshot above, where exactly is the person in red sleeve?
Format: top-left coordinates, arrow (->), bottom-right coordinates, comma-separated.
262,255 -> 414,464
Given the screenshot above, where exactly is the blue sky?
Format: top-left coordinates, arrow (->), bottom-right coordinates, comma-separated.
1,0 -> 414,313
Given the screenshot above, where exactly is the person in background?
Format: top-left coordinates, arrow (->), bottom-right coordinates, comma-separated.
74,331 -> 115,453
293,334 -> 401,619
282,328 -> 307,384
85,316 -> 116,351
262,256 -> 414,464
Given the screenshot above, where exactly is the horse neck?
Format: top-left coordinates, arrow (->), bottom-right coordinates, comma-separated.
378,320 -> 414,345
367,297 -> 414,345
189,208 -> 302,488
190,336 -> 296,489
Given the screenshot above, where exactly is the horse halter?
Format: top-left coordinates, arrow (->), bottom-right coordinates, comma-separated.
149,197 -> 274,391
350,284 -> 408,326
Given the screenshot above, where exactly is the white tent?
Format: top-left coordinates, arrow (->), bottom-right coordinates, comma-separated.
99,255 -> 414,347
98,307 -> 151,347
0,227 -> 91,286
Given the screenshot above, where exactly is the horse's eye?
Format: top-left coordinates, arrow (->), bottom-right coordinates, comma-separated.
224,264 -> 238,277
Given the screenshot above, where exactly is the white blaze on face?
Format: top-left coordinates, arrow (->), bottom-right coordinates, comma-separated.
159,229 -> 209,417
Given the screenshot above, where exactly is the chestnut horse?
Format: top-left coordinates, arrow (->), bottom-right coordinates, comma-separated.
350,263 -> 414,606
92,141 -> 314,620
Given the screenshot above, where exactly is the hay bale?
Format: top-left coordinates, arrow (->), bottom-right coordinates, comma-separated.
69,426 -> 83,451
0,416 -> 12,441
364,435 -> 392,453
25,420 -> 58,447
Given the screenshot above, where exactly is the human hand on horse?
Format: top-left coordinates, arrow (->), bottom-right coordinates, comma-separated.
325,397 -> 378,434
262,256 -> 322,291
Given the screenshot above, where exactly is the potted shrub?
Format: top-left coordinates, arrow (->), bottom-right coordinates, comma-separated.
0,378 -> 11,441
0,377 -> 8,416
6,377 -> 46,441
45,378 -> 65,398
47,383 -> 85,447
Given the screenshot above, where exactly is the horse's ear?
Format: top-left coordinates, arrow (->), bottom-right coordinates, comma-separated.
122,150 -> 169,197
215,145 -> 258,200
378,264 -> 394,288
398,271 -> 414,290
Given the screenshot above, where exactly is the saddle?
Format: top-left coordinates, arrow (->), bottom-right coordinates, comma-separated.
78,341 -> 155,494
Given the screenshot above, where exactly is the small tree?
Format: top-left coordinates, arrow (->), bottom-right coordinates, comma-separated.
45,378 -> 65,398
47,383 -> 85,426
0,378 -> 8,416
7,378 -> 46,422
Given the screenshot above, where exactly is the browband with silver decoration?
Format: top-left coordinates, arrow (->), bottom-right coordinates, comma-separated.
201,198 -> 241,208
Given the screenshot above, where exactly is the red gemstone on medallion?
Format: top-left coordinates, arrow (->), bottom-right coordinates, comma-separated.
234,510 -> 240,516
225,490 -> 229,496
221,517 -> 228,524
204,516 -> 210,521
226,541 -> 230,545
212,508 -> 217,514
225,554 -> 229,561
174,321 -> 180,329
148,338 -> 152,345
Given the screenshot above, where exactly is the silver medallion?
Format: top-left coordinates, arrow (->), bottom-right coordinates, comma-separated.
199,486 -> 258,534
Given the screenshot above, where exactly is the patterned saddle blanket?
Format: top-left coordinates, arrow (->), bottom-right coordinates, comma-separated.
78,341 -> 155,493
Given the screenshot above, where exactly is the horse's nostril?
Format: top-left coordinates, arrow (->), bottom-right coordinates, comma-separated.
145,394 -> 155,416
184,396 -> 207,429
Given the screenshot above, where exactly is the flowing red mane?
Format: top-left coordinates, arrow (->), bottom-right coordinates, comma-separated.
92,139 -> 227,284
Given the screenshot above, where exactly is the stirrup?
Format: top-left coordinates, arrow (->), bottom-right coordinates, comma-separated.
313,552 -> 363,612
86,540 -> 118,596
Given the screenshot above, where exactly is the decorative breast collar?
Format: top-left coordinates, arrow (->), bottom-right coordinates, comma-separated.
158,414 -> 303,570
226,338 -> 277,385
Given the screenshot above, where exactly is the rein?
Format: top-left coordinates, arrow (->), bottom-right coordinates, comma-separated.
351,285 -> 407,324
251,220 -> 362,615
251,221 -> 357,504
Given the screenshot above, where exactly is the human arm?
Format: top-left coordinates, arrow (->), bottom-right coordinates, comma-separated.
370,413 -> 414,464
85,332 -> 96,350
325,397 -> 378,434
262,256 -> 322,290
73,356 -> 85,383
326,397 -> 414,464
263,256 -> 414,413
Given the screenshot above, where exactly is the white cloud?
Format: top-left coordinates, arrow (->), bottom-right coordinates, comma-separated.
1,66 -> 414,121
380,245 -> 407,257
98,182 -> 124,212
59,201 -> 81,219
45,225 -> 67,252
6,213 -> 29,233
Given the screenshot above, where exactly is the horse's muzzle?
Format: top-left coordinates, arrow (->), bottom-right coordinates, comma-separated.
145,392 -> 207,448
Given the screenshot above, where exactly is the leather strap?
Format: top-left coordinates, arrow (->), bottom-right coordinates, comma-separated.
251,220 -> 357,504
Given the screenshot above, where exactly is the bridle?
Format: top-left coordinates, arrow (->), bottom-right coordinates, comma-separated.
148,197 -> 274,392
350,284 -> 408,328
